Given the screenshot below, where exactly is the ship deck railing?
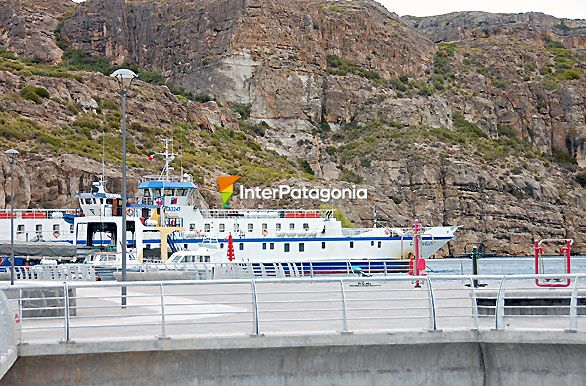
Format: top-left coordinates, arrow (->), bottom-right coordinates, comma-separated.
0,208 -> 81,219
200,209 -> 331,219
141,175 -> 190,183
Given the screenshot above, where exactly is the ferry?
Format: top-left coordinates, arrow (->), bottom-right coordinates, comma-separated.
0,140 -> 458,272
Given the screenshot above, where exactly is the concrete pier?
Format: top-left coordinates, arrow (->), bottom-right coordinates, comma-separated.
3,331 -> 586,386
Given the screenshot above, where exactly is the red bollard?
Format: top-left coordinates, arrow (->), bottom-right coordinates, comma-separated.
413,220 -> 423,287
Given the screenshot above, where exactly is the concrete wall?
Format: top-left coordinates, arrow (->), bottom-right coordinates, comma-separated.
2,332 -> 586,386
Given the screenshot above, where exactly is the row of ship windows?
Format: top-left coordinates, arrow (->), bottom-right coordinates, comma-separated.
16,224 -> 73,235
187,241 -> 384,252
190,223 -> 311,232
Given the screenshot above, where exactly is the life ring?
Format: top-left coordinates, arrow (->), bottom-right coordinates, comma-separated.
384,228 -> 391,236
262,229 -> 268,237
126,208 -> 134,217
53,230 -> 60,238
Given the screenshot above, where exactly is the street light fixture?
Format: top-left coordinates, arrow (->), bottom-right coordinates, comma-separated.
110,69 -> 137,306
5,149 -> 19,285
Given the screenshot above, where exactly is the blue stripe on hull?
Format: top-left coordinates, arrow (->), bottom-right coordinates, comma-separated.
139,236 -> 452,244
249,259 -> 410,275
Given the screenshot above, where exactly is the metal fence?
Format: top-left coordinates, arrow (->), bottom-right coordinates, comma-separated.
0,265 -> 96,281
0,273 -> 585,345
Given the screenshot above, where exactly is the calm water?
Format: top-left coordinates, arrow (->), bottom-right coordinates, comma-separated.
426,256 -> 586,276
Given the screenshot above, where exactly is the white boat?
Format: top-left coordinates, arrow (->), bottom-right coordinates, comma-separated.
0,140 -> 458,272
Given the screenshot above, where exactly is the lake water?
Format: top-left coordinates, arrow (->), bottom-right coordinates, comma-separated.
426,256 -> 586,276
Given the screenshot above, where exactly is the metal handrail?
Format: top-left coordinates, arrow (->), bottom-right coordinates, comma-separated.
3,273 -> 586,345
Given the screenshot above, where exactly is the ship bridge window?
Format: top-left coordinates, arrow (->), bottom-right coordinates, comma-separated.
371,241 -> 374,246
106,199 -> 113,205
177,189 -> 188,196
164,189 -> 174,196
189,224 -> 196,231
303,223 -> 309,231
204,223 -> 211,232
53,224 -> 60,232
262,243 -> 266,250
219,224 -> 225,232
35,224 -> 42,235
276,223 -> 281,231
248,224 -> 253,232
261,223 -> 267,231
16,225 -> 24,235
289,223 -> 295,230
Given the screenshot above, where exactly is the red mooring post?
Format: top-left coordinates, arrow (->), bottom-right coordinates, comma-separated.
413,220 -> 422,288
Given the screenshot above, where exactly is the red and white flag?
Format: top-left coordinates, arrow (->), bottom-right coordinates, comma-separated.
147,154 -> 155,161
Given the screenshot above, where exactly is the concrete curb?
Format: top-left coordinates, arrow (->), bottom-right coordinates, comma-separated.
18,329 -> 586,357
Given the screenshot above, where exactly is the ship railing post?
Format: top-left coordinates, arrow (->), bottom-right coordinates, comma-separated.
250,279 -> 260,336
495,276 -> 506,330
340,279 -> 349,334
426,277 -> 437,331
18,288 -> 23,343
159,283 -> 167,339
63,282 -> 71,342
469,277 -> 479,330
569,276 -> 580,332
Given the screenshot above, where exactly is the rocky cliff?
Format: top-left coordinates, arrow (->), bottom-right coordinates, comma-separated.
1,0 -> 586,256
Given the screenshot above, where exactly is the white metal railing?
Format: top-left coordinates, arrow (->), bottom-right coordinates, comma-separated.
1,273 -> 586,345
0,265 -> 96,281
138,260 -> 411,280
200,209 -> 329,219
0,208 -> 80,219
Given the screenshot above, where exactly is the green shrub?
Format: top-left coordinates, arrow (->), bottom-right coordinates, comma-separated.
326,54 -> 381,80
497,124 -> 517,139
325,146 -> 337,156
575,172 -> 586,187
552,147 -> 577,166
233,103 -> 251,119
360,158 -> 371,167
20,85 -> 50,104
452,112 -> 487,138
511,167 -> 523,175
340,169 -> 363,184
138,70 -> 166,85
299,159 -> 314,175
556,68 -> 581,80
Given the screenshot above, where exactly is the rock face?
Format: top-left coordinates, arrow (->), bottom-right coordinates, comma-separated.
60,0 -> 436,123
1,0 -> 586,256
0,0 -> 73,63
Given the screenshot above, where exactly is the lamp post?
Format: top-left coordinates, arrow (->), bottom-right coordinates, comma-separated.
110,69 -> 137,306
5,149 -> 19,285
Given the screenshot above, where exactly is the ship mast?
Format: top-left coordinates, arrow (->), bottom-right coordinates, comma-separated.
157,139 -> 176,182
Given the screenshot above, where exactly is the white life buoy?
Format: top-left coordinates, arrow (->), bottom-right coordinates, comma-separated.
262,229 -> 268,237
384,228 -> 391,236
53,230 -> 60,238
126,208 -> 134,217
